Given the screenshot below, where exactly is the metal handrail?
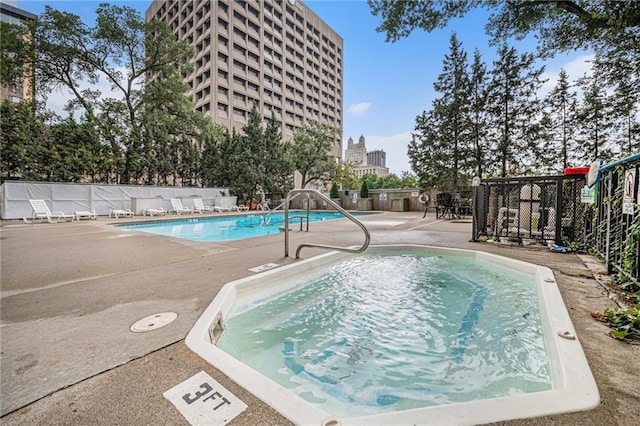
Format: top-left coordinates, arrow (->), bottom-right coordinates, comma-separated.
284,189 -> 370,259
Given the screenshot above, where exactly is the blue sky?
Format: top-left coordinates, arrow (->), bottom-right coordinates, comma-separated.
17,0 -> 593,175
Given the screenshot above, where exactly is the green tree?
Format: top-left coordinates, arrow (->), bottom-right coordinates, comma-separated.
541,69 -> 579,172
409,111 -> 447,188
290,121 -> 340,188
200,123 -> 233,188
486,45 -> 545,176
367,1 -> 639,61
575,67 -> 616,162
431,32 -> 472,189
410,34 -> 478,190
49,118 -> 101,182
608,70 -> 640,156
468,48 -> 490,178
32,5 -> 197,184
0,101 -> 44,182
262,112 -> 294,198
0,22 -> 33,100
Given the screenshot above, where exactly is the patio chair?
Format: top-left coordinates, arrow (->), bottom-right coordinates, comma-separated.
23,199 -> 75,223
193,198 -> 215,213
436,193 -> 457,220
169,198 -> 194,215
109,209 -> 134,218
74,210 -> 97,220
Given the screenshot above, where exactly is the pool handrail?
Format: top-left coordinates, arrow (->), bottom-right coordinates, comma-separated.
284,189 -> 370,258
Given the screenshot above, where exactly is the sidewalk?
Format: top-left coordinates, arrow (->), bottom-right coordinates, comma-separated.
1,211 -> 638,425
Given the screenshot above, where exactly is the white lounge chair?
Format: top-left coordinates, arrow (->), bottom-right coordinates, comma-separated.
143,207 -> 166,216
75,210 -> 97,220
237,204 -> 249,211
23,199 -> 75,223
213,205 -> 232,212
169,198 -> 193,215
109,209 -> 134,218
193,198 -> 215,213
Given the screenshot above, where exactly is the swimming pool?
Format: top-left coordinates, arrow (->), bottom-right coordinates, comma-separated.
117,211 -> 369,242
186,245 -> 599,425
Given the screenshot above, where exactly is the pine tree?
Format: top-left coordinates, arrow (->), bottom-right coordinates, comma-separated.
486,45 -> 545,176
409,33 -> 473,190
468,48 -> 490,178
542,68 -> 579,171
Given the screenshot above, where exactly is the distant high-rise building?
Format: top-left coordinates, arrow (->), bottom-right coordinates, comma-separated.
367,149 -> 386,167
145,0 -> 344,169
0,1 -> 36,103
345,135 -> 367,166
344,134 -> 389,177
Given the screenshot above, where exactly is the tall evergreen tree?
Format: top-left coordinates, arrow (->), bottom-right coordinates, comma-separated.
468,48 -> 490,178
409,33 -> 473,190
431,32 -> 472,189
609,71 -> 640,156
0,101 -> 45,181
486,45 -> 545,176
542,68 -> 579,172
575,69 -> 616,162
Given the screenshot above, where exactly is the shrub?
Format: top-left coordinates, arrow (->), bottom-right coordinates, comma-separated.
330,182 -> 339,198
360,181 -> 369,198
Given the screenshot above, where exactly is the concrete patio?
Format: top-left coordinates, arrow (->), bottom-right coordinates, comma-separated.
1,210 -> 638,425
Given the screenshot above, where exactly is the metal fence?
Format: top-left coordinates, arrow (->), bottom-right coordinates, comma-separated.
472,175 -> 587,247
585,154 -> 640,287
471,154 -> 639,288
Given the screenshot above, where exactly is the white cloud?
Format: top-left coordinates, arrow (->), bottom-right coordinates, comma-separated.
347,102 -> 371,116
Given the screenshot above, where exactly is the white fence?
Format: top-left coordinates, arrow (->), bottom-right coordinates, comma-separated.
0,181 -> 226,220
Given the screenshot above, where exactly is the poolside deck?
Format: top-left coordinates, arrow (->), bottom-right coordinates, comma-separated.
1,211 -> 638,425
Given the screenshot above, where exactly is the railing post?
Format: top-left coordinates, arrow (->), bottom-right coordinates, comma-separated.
555,178 -> 563,246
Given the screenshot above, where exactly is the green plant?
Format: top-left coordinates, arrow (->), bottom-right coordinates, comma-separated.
600,293 -> 640,342
330,182 -> 339,199
360,181 -> 369,199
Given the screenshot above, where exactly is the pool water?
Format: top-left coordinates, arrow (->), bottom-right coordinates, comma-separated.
118,211 -> 367,242
217,253 -> 551,418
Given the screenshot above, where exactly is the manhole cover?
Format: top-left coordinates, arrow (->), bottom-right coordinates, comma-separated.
130,312 -> 178,333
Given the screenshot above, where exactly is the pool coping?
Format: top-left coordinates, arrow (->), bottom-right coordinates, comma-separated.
185,244 -> 600,425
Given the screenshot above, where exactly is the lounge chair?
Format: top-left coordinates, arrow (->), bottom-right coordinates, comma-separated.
75,210 -> 97,220
143,207 -> 166,216
213,205 -> 232,212
169,198 -> 193,215
23,199 -> 75,223
109,209 -> 134,218
193,198 -> 215,213
237,204 -> 249,211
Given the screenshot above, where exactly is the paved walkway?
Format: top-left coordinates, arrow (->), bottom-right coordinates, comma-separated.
1,211 -> 638,425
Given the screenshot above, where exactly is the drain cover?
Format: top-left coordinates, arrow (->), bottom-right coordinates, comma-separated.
130,312 -> 178,333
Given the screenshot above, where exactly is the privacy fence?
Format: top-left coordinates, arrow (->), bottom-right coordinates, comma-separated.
0,181 -> 226,220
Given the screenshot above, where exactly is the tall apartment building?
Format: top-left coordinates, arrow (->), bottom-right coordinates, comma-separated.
345,134 -> 389,177
145,0 -> 344,163
0,1 -> 36,103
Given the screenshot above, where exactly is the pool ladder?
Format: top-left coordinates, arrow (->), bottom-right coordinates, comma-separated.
283,189 -> 370,259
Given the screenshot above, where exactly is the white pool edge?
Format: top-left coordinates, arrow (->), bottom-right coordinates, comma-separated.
185,245 -> 599,426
